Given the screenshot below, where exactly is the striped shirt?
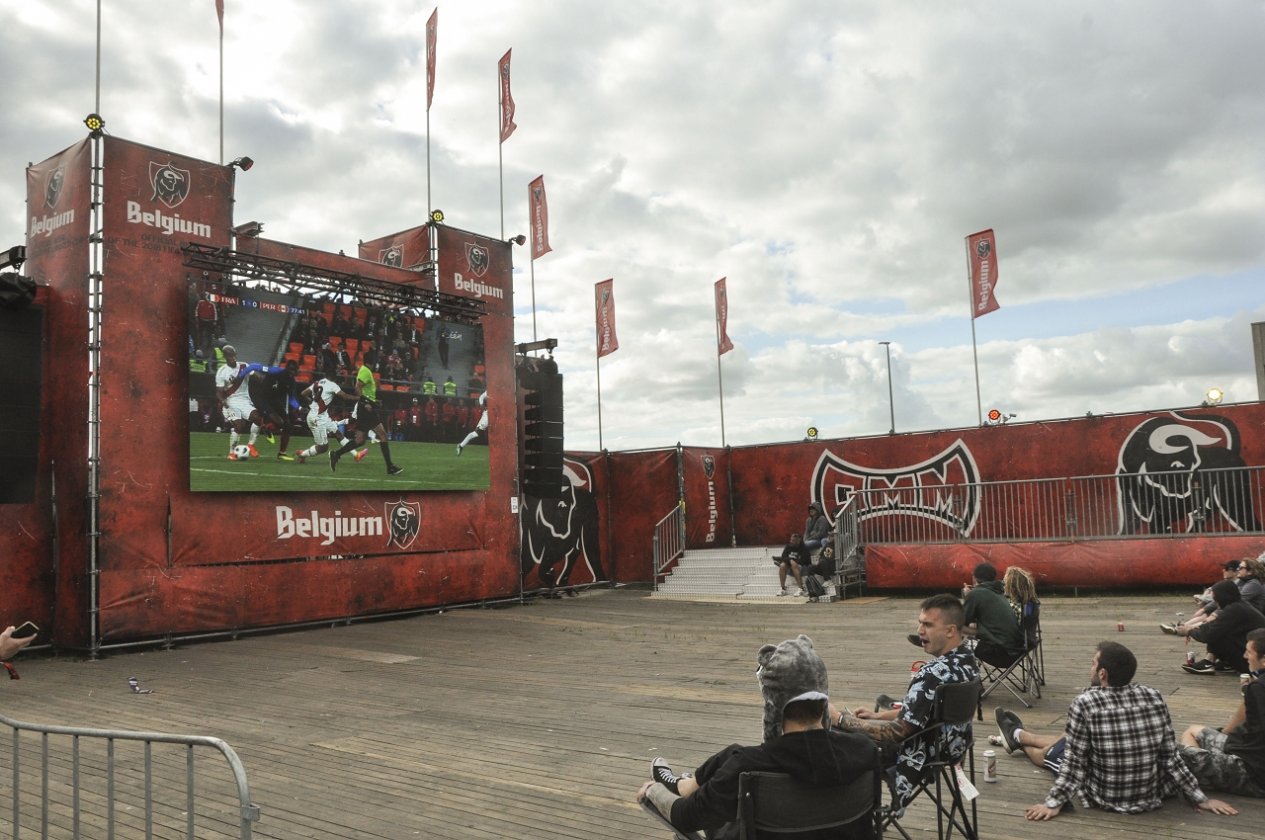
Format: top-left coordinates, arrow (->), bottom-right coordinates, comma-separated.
1044,683 -> 1207,812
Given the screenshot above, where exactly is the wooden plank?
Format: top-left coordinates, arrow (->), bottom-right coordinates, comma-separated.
1,590 -> 1261,839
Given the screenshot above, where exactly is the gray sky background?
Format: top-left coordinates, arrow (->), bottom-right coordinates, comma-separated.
2,1 -> 1263,451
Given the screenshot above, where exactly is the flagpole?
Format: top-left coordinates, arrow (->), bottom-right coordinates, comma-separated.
529,258 -> 538,342
596,353 -> 604,451
966,238 -> 983,425
95,0 -> 101,113
218,13 -> 224,164
714,318 -> 727,448
497,88 -> 504,239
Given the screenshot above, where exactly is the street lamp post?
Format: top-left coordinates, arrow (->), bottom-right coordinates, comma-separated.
879,341 -> 895,434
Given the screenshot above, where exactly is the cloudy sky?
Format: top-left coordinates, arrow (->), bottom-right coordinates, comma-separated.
3,1 -> 1263,451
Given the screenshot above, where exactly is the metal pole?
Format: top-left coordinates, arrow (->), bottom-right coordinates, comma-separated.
426,109 -> 432,221
966,238 -> 983,425
529,258 -> 538,343
219,15 -> 224,164
715,326 -> 727,447
879,341 -> 894,434
95,0 -> 101,113
595,354 -> 604,451
497,75 -> 504,239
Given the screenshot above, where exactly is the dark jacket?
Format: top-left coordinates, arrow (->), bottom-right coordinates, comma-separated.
963,580 -> 1024,652
670,728 -> 879,840
804,504 -> 831,543
1191,581 -> 1265,672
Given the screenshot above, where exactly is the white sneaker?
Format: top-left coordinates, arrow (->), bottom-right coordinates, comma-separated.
776,589 -> 789,596
796,588 -> 807,597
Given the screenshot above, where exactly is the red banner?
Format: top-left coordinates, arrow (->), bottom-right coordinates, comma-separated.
425,8 -> 438,110
435,223 -> 513,317
358,224 -> 430,271
498,49 -> 517,144
215,0 -> 224,30
967,228 -> 999,318
595,279 -> 619,358
682,448 -> 733,548
529,175 -> 551,260
715,277 -> 733,355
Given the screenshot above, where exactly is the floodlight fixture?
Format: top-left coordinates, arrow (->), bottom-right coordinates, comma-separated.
430,209 -> 445,223
229,156 -> 255,171
508,234 -> 526,246
84,113 -> 105,137
1203,387 -> 1224,407
233,221 -> 264,238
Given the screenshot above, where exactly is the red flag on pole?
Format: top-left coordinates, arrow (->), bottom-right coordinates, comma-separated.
595,279 -> 619,358
529,175 -> 552,260
215,0 -> 224,31
425,8 -> 438,111
966,228 -> 1000,318
715,277 -> 734,355
498,49 -> 517,143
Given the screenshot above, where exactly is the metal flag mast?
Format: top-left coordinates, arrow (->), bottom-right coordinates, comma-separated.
966,236 -> 984,426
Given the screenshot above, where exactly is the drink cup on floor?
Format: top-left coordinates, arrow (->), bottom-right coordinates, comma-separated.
983,750 -> 997,782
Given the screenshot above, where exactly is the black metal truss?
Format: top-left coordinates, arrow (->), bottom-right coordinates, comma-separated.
181,242 -> 486,323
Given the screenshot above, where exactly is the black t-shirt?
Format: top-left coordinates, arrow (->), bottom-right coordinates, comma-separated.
1227,679 -> 1265,782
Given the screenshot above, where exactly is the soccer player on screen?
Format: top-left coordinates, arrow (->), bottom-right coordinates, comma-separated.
242,360 -> 302,460
329,349 -> 403,475
295,376 -> 353,463
456,391 -> 488,455
214,345 -> 265,460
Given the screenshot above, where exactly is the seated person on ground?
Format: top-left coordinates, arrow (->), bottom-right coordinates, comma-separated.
638,635 -> 879,840
992,641 -> 1237,820
961,562 -> 1025,668
774,533 -> 811,597
830,593 -> 979,810
1162,560 -> 1242,635
1235,558 -> 1265,614
1177,628 -> 1265,799
1181,579 -> 1265,675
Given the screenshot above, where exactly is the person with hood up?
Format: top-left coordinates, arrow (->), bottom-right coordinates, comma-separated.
638,635 -> 879,839
1181,578 -> 1265,674
803,503 -> 831,553
961,562 -> 1025,668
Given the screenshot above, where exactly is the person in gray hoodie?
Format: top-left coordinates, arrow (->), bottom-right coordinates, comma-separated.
803,503 -> 831,553
638,635 -> 879,839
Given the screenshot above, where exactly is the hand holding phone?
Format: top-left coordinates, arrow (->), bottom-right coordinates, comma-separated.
10,622 -> 38,639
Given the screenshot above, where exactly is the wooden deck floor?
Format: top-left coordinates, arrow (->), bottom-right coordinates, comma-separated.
2,588 -> 1261,839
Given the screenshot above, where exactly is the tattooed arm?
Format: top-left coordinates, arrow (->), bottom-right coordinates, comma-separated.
835,708 -> 915,743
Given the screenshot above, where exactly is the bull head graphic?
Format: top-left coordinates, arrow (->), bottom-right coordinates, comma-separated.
812,440 -> 982,537
465,243 -> 489,277
149,161 -> 190,208
380,245 -> 403,267
1116,412 -> 1259,534
702,455 -> 716,479
385,500 -> 422,549
521,458 -> 606,587
44,167 -> 64,209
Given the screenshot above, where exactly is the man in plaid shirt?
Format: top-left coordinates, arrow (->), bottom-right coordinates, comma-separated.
993,641 -> 1238,820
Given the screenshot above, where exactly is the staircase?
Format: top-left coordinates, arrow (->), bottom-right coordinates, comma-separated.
652,546 -> 846,602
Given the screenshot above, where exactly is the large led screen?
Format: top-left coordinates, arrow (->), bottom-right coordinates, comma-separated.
187,278 -> 489,491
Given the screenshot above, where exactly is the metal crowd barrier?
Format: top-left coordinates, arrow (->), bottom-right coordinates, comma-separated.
849,465 -> 1265,545
1,713 -> 260,839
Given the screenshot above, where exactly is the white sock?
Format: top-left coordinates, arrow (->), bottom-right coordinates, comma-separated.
229,430 -> 239,448
249,424 -> 259,444
1013,728 -> 1025,742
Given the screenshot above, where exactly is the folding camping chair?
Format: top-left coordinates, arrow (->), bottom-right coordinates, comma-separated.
884,678 -> 982,840
976,599 -> 1044,718
641,767 -> 883,840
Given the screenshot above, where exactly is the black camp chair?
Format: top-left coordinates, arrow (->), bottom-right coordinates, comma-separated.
884,678 -> 982,840
641,766 -> 883,840
977,599 -> 1044,718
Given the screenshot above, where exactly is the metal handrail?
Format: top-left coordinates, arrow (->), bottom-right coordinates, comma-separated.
838,464 -> 1265,545
652,502 -> 686,586
2,713 -> 260,839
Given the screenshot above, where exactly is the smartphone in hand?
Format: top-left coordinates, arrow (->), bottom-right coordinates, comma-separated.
10,622 -> 38,639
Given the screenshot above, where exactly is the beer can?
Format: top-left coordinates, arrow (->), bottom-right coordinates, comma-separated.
890,702 -> 904,712
1186,650 -> 1196,665
983,750 -> 997,782
1117,621 -> 1125,632
1242,674 -> 1253,688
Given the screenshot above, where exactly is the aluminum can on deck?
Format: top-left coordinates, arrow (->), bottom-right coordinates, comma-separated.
983,750 -> 997,782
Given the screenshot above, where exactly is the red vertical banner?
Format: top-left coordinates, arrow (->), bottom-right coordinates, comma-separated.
529,175 -> 551,260
595,279 -> 619,358
215,0 -> 224,30
425,8 -> 438,111
966,228 -> 1000,318
498,49 -> 517,143
714,277 -> 733,355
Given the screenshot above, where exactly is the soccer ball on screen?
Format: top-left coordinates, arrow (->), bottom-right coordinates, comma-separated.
232,444 -> 252,461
